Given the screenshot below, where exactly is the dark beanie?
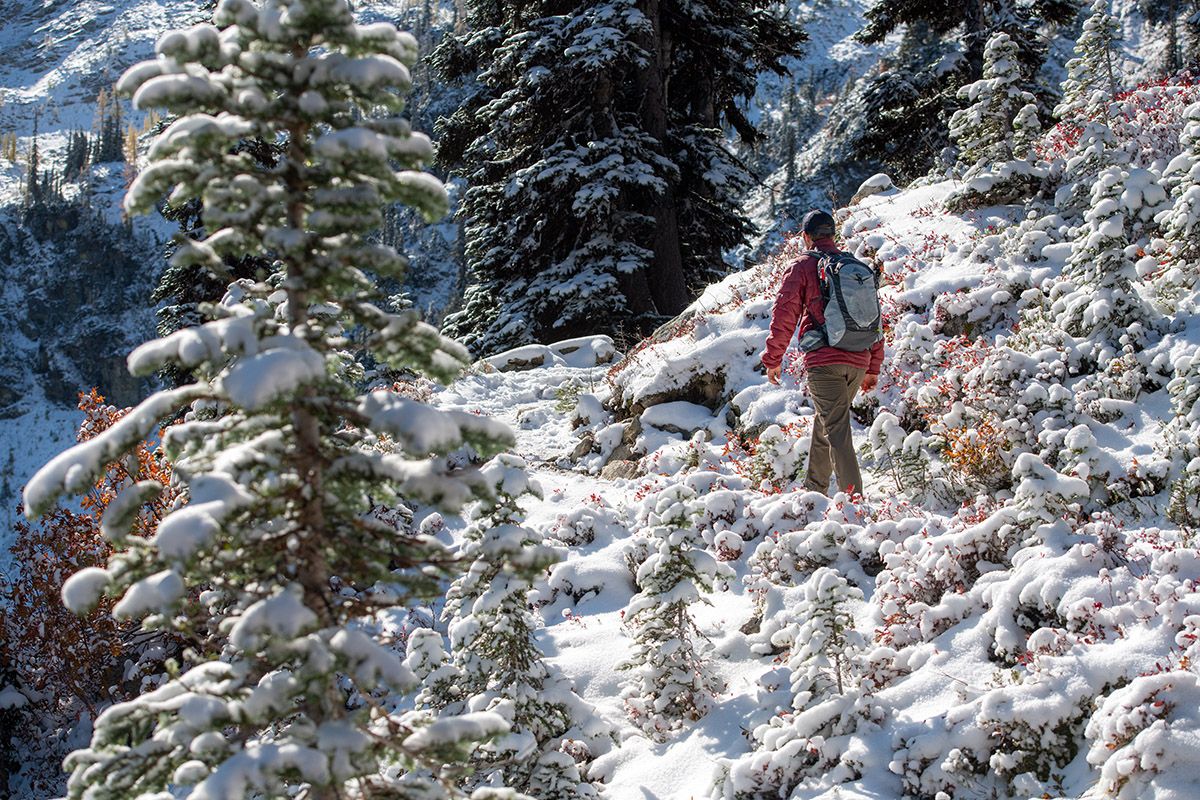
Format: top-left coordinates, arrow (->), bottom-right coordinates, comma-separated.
801,209 -> 836,238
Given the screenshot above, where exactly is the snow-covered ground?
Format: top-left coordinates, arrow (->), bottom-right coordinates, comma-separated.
420,120 -> 1200,795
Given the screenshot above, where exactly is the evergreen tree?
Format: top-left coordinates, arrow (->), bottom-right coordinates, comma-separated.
151,135 -> 283,388
1054,0 -> 1124,124
1051,165 -> 1158,348
853,0 -> 1076,179
1162,351 -> 1200,526
436,0 -> 805,354
25,114 -> 41,206
63,128 -> 90,182
717,567 -> 875,800
24,2 -> 523,799
91,88 -> 125,165
619,486 -> 733,741
438,455 -> 608,799
1155,100 -> 1200,269
1141,0 -> 1184,74
1189,0 -> 1200,67
948,31 -> 1037,172
1011,100 -> 1042,159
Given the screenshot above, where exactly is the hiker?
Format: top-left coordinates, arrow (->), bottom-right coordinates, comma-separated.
761,209 -> 883,496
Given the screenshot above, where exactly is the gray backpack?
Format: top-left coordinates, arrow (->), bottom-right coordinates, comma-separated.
797,251 -> 883,353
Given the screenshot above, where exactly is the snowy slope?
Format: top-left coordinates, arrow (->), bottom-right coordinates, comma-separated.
422,74 -> 1200,796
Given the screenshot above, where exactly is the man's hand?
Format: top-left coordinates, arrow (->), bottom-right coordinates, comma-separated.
861,373 -> 878,393
767,366 -> 781,385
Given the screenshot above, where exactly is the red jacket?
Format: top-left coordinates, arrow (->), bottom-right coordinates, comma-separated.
761,238 -> 884,374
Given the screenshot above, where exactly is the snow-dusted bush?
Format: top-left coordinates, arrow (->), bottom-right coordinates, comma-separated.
861,410 -> 930,496
619,485 -> 733,740
744,422 -> 809,493
1085,671 -> 1200,798
874,498 -> 1017,650
24,3 -> 523,798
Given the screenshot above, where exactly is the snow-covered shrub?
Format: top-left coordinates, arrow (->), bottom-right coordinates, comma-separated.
619,486 -> 733,740
25,4 -> 525,798
1056,423 -> 1123,506
0,390 -> 180,798
1011,453 -> 1089,536
976,673 -> 1091,793
875,499 -> 1017,649
714,568 -> 883,799
861,410 -> 931,497
749,520 -> 846,588
1085,671 -> 1200,798
442,455 -> 607,799
546,499 -> 625,548
743,422 -> 808,493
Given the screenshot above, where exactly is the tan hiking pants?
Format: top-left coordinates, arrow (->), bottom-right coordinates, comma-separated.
803,363 -> 867,495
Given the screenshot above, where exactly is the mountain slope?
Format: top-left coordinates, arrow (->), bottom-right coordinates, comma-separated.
423,76 -> 1200,798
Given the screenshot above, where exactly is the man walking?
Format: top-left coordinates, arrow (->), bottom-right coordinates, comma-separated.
761,209 -> 883,496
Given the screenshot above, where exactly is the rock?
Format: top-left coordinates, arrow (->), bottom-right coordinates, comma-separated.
550,335 -> 617,367
640,401 -> 715,439
570,432 -> 595,461
852,172 -> 894,204
571,394 -> 606,428
485,345 -> 549,372
601,459 -> 639,480
606,418 -> 643,463
626,369 -> 726,418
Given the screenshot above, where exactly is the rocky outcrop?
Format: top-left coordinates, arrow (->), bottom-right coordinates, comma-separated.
0,202 -> 158,415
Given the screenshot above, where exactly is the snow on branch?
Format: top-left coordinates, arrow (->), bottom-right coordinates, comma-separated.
24,384 -> 208,518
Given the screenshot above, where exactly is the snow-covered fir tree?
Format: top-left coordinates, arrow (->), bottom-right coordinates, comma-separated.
854,0 -> 1075,177
435,0 -> 805,354
1051,165 -> 1159,349
948,31 -> 1037,172
24,2 -> 523,798
1156,100 -> 1200,276
1162,351 -> 1200,526
1011,99 -> 1041,160
435,454 -> 609,799
715,567 -> 880,799
619,486 -> 733,741
1054,0 -> 1124,124
1058,119 -> 1124,212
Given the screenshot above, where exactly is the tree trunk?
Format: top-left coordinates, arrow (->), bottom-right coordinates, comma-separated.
1169,0 -> 1180,74
635,0 -> 689,316
963,0 -> 988,78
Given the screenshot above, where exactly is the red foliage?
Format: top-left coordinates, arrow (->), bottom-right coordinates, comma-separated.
0,390 -> 180,793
